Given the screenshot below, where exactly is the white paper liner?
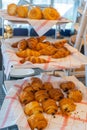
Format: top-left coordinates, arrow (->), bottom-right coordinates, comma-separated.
1,37 -> 87,79
0,75 -> 87,130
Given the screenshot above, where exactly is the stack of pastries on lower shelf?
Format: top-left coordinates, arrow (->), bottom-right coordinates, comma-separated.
19,77 -> 83,130
11,36 -> 71,64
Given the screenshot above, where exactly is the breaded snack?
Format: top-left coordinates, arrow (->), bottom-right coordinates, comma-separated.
42,7 -> 60,20
42,99 -> 58,115
67,89 -> 83,102
28,7 -> 43,19
28,113 -> 47,130
7,3 -> 17,16
59,98 -> 76,115
24,101 -> 43,116
48,88 -> 64,101
60,81 -> 76,92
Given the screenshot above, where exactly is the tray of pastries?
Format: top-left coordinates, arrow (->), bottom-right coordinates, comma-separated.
1,36 -> 87,78
0,74 -> 87,130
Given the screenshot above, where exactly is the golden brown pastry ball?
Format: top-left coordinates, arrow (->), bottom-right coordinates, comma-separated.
42,7 -> 61,20
17,5 -> 28,18
59,98 -> 76,115
60,81 -> 76,92
28,7 -> 43,19
28,113 -> 47,130
24,101 -> 43,116
7,3 -> 17,16
67,90 -> 83,102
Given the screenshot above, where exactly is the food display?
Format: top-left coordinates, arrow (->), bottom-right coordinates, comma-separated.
7,3 -> 61,20
11,36 -> 70,64
18,77 -> 83,130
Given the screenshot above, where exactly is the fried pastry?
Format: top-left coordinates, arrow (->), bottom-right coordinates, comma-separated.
16,49 -> 40,58
48,88 -> 64,101
28,113 -> 47,130
17,5 -> 28,18
31,77 -> 43,91
7,3 -> 17,16
24,101 -> 43,116
27,37 -> 38,50
42,82 -> 53,92
42,99 -> 58,115
17,39 -> 27,51
60,81 -> 76,92
39,45 -> 57,56
59,98 -> 76,115
35,90 -> 49,103
22,82 -> 34,93
67,90 -> 83,102
19,91 -> 34,104
42,7 -> 60,20
28,7 -> 43,19
52,47 -> 71,58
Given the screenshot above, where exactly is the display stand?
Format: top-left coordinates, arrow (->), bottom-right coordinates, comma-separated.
74,1 -> 87,85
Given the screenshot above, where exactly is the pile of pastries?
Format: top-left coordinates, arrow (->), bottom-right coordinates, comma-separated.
11,36 -> 71,64
7,3 -> 61,20
19,77 -> 83,130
